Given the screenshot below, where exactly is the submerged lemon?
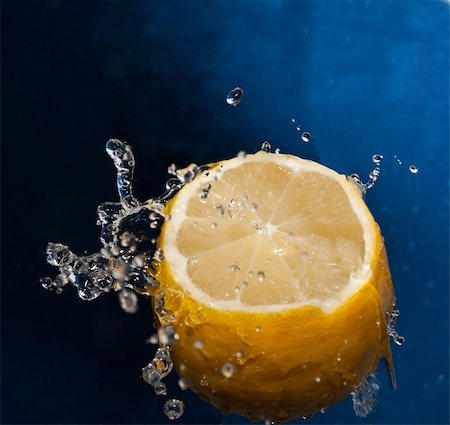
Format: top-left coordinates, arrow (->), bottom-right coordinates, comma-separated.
151,152 -> 396,423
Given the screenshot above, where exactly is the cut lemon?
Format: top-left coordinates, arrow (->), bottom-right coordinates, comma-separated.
152,152 -> 396,422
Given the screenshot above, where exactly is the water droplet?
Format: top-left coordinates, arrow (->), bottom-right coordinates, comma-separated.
336,354 -> 342,362
146,334 -> 159,345
178,378 -> 188,390
164,399 -> 185,420
235,351 -> 243,358
372,154 -> 383,165
118,288 -> 138,313
154,381 -> 167,396
194,339 -> 204,350
221,362 -> 235,378
200,183 -> 212,199
250,203 -> 258,212
409,165 -> 419,174
229,263 -> 241,272
158,325 -> 179,346
215,205 -> 225,216
315,376 -> 321,382
154,248 -> 164,261
40,277 -> 53,290
296,125 -> 301,131
301,132 -> 311,143
187,256 -> 198,266
237,151 -> 246,159
142,363 -> 162,386
255,326 -> 262,333
394,155 -> 402,165
291,118 -> 296,123
257,271 -> 265,282
274,148 -> 281,154
211,222 -> 217,229
260,141 -> 272,152
226,87 -> 243,106
387,305 -> 405,345
200,376 -> 209,387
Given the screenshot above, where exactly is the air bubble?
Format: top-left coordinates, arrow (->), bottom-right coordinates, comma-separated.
257,271 -> 265,282
226,87 -> 243,106
221,362 -> 235,378
409,165 -> 419,174
164,399 -> 185,420
301,132 -> 311,143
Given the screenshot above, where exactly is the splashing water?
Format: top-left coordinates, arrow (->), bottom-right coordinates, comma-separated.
42,139 -> 403,422
351,373 -> 380,417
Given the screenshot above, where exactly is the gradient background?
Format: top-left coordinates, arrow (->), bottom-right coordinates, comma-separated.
2,0 -> 449,424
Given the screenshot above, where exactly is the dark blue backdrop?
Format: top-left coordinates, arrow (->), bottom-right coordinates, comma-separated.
2,0 -> 448,424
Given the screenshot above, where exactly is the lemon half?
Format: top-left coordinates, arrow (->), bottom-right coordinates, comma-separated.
152,152 -> 395,422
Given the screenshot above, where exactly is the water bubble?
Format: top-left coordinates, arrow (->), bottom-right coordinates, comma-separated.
158,325 -> 179,346
154,381 -> 167,396
250,203 -> 258,212
260,141 -> 272,153
194,340 -> 204,350
221,362 -> 235,378
301,132 -> 311,143
164,399 -> 185,420
257,271 -> 265,282
409,165 -> 419,174
372,154 -> 383,165
178,378 -> 188,390
118,288 -> 138,313
226,87 -> 243,106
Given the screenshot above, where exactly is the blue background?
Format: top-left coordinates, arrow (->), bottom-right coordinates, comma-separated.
2,0 -> 449,424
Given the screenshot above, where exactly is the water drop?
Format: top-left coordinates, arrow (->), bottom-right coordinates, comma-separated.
255,326 -> 262,333
237,150 -> 246,159
200,183 -> 212,200
257,271 -> 265,282
158,325 -> 179,346
315,376 -> 321,382
301,132 -> 311,143
211,222 -> 217,229
291,118 -> 296,123
194,339 -> 204,350
274,148 -> 281,154
296,125 -> 301,131
226,87 -> 243,106
187,256 -> 198,266
164,399 -> 185,420
372,154 -> 383,165
221,362 -> 235,378
146,334 -> 159,345
409,165 -> 419,174
154,248 -> 164,261
154,381 -> 167,396
260,141 -> 272,152
178,378 -> 188,390
40,277 -> 53,290
200,376 -> 209,387
118,288 -> 138,313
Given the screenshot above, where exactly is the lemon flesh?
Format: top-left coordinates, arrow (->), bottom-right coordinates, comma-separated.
153,152 -> 395,422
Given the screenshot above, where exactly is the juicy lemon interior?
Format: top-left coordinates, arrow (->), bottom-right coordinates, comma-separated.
164,153 -> 373,312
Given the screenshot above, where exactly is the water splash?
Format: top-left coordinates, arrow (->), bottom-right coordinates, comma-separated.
351,373 -> 380,417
